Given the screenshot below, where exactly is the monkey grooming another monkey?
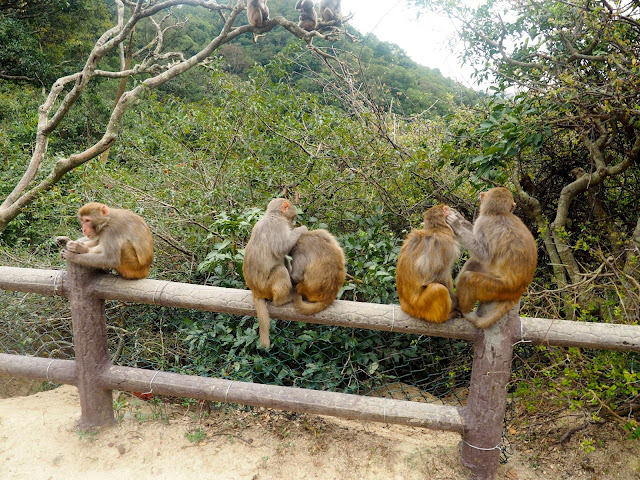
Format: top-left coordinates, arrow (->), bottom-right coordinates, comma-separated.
396,204 -> 460,323
446,187 -> 537,329
247,0 -> 269,28
56,202 -> 154,279
242,198 -> 308,349
289,229 -> 345,314
319,0 -> 341,23
295,0 -> 317,31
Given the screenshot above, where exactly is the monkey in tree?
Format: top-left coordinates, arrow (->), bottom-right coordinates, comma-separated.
396,204 -> 460,323
295,0 -> 317,31
247,0 -> 269,28
319,0 -> 341,23
289,229 -> 345,314
56,202 -> 154,279
446,187 -> 537,329
242,198 -> 308,349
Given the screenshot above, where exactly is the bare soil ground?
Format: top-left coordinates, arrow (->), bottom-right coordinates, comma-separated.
1,377 -> 639,480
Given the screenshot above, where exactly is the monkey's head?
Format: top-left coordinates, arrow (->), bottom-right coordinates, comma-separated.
266,198 -> 298,222
479,187 -> 515,215
78,202 -> 110,237
571,167 -> 586,179
423,204 -> 450,229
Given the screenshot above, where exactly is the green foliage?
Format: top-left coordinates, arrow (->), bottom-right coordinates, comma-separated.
185,427 -> 206,444
176,311 -> 470,396
66,62 -> 468,281
513,345 -> 640,428
447,95 -> 551,181
0,17 -> 53,82
338,211 -> 401,304
76,428 -> 98,441
0,0 -> 111,85
625,420 -> 640,440
197,207 -> 262,288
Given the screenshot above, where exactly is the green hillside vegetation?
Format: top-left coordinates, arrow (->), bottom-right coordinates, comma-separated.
0,0 -> 478,115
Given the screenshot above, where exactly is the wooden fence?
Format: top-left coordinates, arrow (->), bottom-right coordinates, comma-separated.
1,263 -> 639,480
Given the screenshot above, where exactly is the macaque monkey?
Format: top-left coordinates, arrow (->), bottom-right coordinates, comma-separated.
289,229 -> 345,314
247,0 -> 269,28
319,0 -> 341,23
295,0 -> 317,31
56,202 -> 154,279
396,205 -> 460,323
446,187 -> 537,329
242,198 -> 308,349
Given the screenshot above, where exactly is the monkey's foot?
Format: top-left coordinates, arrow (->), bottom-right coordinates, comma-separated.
463,312 -> 483,328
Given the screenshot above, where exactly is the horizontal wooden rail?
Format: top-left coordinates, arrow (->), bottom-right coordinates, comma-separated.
101,364 -> 465,432
1,266 -> 639,352
521,317 -> 640,351
0,354 -> 76,384
0,354 -> 464,433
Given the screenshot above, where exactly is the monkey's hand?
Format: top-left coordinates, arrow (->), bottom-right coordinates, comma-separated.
56,236 -> 71,248
445,209 -> 472,234
291,225 -> 308,238
66,240 -> 89,254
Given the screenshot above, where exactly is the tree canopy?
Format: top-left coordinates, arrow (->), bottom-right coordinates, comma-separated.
412,0 -> 640,320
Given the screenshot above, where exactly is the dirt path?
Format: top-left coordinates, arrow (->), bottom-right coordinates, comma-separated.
0,384 -> 638,479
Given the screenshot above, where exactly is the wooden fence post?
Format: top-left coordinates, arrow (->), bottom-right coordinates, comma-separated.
461,305 -> 520,480
67,262 -> 115,429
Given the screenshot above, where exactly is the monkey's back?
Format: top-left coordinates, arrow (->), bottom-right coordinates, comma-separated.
396,228 -> 457,322
397,228 -> 458,287
111,209 -> 154,279
478,213 -> 537,289
290,229 -> 345,303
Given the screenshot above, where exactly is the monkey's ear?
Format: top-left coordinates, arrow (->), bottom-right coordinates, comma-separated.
443,205 -> 449,215
480,192 -> 486,202
281,200 -> 291,213
511,201 -> 516,212
100,205 -> 110,216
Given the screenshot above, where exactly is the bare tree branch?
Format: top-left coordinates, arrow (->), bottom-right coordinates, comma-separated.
0,0 -> 353,232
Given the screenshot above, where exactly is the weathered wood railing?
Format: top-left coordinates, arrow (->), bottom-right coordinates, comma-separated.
1,264 -> 639,479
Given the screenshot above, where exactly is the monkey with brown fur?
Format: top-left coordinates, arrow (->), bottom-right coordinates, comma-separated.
289,229 -> 345,314
446,187 -> 537,329
242,198 -> 308,349
319,0 -> 341,23
247,0 -> 269,28
56,202 -> 154,279
396,204 -> 460,323
295,0 -> 317,31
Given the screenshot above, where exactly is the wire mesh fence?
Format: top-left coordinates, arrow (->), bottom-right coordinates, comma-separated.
0,290 -> 472,407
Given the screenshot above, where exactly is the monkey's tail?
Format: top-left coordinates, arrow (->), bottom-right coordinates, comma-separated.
292,291 -> 334,315
253,297 -> 272,349
467,299 -> 519,329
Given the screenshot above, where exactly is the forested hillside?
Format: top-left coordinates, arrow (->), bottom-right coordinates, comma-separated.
0,0 -> 638,453
0,0 -> 478,115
